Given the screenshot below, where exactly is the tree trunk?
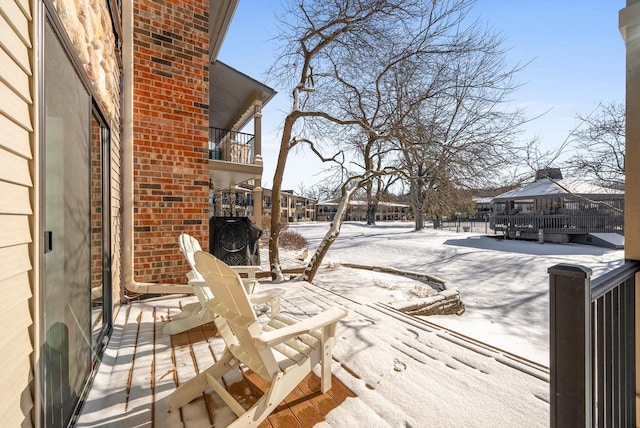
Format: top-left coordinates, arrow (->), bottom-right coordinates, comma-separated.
433,214 -> 441,229
410,180 -> 425,230
300,186 -> 356,283
366,202 -> 378,225
414,209 -> 425,230
269,115 -> 297,282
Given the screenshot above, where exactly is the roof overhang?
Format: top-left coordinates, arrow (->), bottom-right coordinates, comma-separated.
209,61 -> 277,131
209,0 -> 239,63
491,178 -> 624,202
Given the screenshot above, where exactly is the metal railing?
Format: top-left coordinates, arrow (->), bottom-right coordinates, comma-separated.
549,261 -> 639,427
491,214 -> 624,234
209,127 -> 255,164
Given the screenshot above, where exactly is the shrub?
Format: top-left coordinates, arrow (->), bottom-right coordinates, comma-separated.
260,215 -> 289,245
278,230 -> 308,250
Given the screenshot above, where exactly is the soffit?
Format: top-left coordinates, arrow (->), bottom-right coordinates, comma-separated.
209,0 -> 238,63
209,61 -> 277,131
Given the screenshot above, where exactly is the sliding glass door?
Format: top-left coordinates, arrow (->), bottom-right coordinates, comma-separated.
41,17 -> 111,427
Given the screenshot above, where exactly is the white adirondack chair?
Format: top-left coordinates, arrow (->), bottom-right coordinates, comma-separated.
163,233 -> 283,335
168,251 -> 348,426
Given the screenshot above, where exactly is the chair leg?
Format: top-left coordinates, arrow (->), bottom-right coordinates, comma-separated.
320,328 -> 334,393
168,350 -> 236,412
229,365 -> 310,428
170,302 -> 201,320
163,309 -> 215,335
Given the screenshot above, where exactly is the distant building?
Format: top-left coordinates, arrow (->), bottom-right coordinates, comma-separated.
489,169 -> 624,247
267,189 -> 317,222
473,197 -> 493,219
210,185 -> 317,222
316,199 -> 412,222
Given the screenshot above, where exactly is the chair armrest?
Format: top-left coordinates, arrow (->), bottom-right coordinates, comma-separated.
190,279 -> 281,301
254,307 -> 347,347
231,266 -> 260,277
248,288 -> 285,305
188,279 -> 207,287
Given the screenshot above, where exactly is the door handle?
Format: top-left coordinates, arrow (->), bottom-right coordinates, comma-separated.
44,231 -> 53,253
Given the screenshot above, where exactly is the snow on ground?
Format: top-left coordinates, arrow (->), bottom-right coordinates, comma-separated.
277,280 -> 550,427
283,221 -> 625,366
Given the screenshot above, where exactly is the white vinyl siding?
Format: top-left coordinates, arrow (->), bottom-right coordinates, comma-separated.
0,113 -> 31,158
0,0 -> 34,426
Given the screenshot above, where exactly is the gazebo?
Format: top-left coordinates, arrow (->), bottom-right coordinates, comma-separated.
490,169 -> 624,246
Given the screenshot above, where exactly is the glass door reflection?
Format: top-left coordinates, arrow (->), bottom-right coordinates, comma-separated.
90,114 -> 103,345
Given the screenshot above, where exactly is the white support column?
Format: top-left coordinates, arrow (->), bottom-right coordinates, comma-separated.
619,0 -> 640,417
253,102 -> 263,227
253,180 -> 263,228
621,1 -> 640,260
253,102 -> 262,162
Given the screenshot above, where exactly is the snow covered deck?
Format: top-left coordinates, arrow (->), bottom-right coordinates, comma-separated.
77,279 -> 550,427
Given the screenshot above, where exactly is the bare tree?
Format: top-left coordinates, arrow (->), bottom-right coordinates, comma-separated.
268,0 -> 477,280
268,0 -> 525,280
306,180 -> 342,201
397,26 -> 525,230
565,101 -> 625,189
319,1 -> 489,226
345,132 -> 403,225
267,0 -> 406,280
364,173 -> 401,225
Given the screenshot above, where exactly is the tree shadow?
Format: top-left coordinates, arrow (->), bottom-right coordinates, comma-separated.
443,236 -> 616,257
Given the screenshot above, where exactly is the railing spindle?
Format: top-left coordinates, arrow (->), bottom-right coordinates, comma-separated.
594,298 -> 605,427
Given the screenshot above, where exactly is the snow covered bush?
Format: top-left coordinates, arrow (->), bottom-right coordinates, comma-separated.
278,230 -> 307,250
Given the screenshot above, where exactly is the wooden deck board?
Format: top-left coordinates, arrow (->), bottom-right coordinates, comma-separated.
280,383 -> 325,427
75,305 -> 147,425
124,306 -> 156,424
171,311 -> 214,426
186,323 -> 219,425
154,305 -> 183,427
78,293 -> 355,427
79,279 -> 550,427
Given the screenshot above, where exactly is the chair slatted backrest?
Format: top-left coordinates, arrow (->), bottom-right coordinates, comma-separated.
178,233 -> 214,304
194,251 -> 277,380
178,233 -> 203,280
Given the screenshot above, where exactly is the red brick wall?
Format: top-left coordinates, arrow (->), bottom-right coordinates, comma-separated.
133,0 -> 210,282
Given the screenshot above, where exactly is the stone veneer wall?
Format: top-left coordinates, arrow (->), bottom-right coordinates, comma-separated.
132,0 -> 210,282
51,0 -> 119,118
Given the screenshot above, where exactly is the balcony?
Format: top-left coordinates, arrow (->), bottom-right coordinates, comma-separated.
207,61 -> 276,190
209,127 -> 254,163
208,127 -> 262,189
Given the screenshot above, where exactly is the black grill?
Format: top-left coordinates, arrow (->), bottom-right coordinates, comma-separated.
209,217 -> 261,266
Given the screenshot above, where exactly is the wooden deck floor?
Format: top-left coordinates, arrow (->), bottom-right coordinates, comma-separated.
168,322 -> 355,427
77,280 -> 550,427
76,294 -> 355,427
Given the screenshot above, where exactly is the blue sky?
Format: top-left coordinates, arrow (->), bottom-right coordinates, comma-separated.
218,1 -> 626,191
